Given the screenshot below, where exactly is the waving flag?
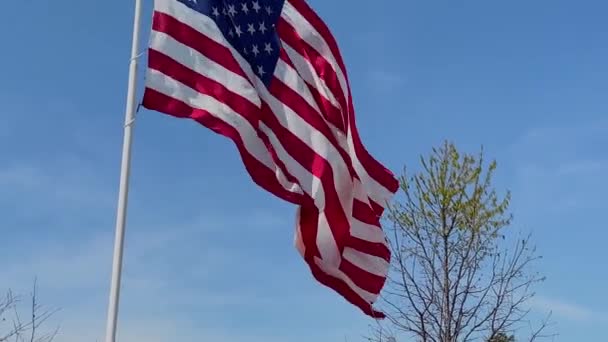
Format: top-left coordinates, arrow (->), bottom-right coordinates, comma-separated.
142,0 -> 398,317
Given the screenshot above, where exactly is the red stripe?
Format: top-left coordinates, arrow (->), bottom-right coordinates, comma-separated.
259,102 -> 351,253
258,131 -> 303,194
302,79 -> 346,134
370,200 -> 385,217
142,90 -> 302,205
276,13 -> 399,197
152,12 -> 247,79
147,49 -> 259,123
278,24 -> 346,133
352,199 -> 383,225
347,97 -> 400,196
278,50 -> 344,134
285,0 -> 349,79
269,72 -> 356,179
258,95 -> 389,265
277,18 -> 348,117
151,15 -> 313,205
310,264 -> 386,318
298,204 -> 322,260
274,53 -> 386,227
276,21 -> 392,224
346,237 -> 390,262
297,206 -> 385,318
339,258 -> 386,294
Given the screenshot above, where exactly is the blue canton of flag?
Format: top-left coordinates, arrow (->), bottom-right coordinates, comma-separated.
177,0 -> 285,85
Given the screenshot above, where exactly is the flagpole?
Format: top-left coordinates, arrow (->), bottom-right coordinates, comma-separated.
104,0 -> 144,341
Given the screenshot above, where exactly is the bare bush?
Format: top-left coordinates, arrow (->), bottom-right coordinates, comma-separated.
0,280 -> 58,342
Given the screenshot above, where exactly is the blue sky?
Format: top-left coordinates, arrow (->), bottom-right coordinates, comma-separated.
1,0 -> 606,341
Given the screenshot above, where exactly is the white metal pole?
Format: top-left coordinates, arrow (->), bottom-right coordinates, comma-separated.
104,0 -> 144,341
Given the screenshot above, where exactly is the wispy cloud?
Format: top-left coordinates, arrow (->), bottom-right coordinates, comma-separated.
530,296 -> 608,323
0,166 -> 349,342
368,69 -> 406,89
513,161 -> 608,213
509,117 -> 608,161
0,164 -> 41,188
509,118 -> 608,214
508,120 -> 607,332
0,214 -> 310,342
54,315 -> 311,342
350,30 -> 407,94
0,158 -> 114,212
0,120 -> 371,342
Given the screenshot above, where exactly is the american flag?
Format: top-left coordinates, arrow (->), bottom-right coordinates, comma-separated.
142,0 -> 398,317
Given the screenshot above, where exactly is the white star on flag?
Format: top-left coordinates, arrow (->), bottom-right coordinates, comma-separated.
227,4 -> 237,16
259,21 -> 267,34
252,0 -> 261,13
264,42 -> 273,54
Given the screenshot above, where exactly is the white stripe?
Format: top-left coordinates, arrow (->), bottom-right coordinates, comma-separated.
262,124 -> 341,268
259,122 -> 325,209
350,179 -> 389,244
274,60 -> 322,115
294,207 -> 306,257
154,0 -> 260,84
146,69 -> 302,196
281,41 -> 348,154
154,0 -> 225,46
343,248 -> 389,278
155,0 -> 356,214
151,0 -> 305,196
257,82 -> 354,216
281,42 -> 341,110
274,61 -> 390,212
279,2 -> 395,209
347,130 -> 394,208
350,218 -> 386,244
314,257 -> 378,303
273,59 -> 346,150
272,61 -> 361,215
281,1 -> 349,105
316,212 -> 341,267
281,41 -> 356,159
149,30 -> 261,108
275,57 -> 350,155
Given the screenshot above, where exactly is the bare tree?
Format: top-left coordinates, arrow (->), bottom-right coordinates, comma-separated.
0,280 -> 59,342
368,142 -> 552,342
